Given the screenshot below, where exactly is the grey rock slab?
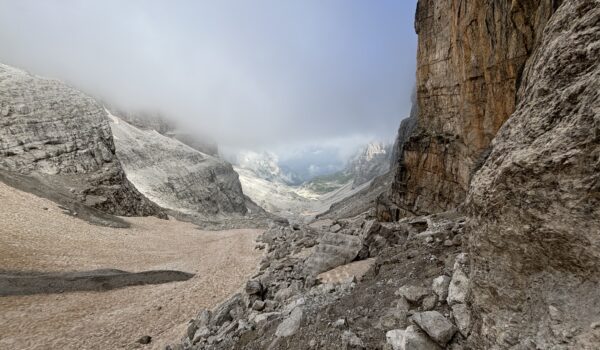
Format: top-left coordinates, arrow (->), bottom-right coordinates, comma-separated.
396,285 -> 430,303
304,232 -> 363,275
431,275 -> 451,301
386,325 -> 441,350
447,269 -> 469,306
275,307 -> 303,337
451,303 -> 471,336
412,311 -> 457,345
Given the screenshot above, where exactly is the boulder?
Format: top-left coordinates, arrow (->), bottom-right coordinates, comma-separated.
447,269 -> 469,306
386,326 -> 441,350
412,311 -> 457,345
252,300 -> 265,311
330,224 -> 342,233
451,303 -> 471,336
137,335 -> 152,344
304,232 -> 363,275
431,276 -> 451,301
396,285 -> 430,304
245,280 -> 263,296
275,307 -> 303,337
361,220 -> 381,239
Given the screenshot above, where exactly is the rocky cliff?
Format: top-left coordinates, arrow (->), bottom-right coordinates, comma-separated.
108,113 -> 247,216
0,63 -> 164,217
466,1 -> 600,348
389,0 -> 560,215
168,1 -> 598,349
346,142 -> 391,188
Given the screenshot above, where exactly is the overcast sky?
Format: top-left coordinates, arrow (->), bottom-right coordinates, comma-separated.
0,0 -> 417,157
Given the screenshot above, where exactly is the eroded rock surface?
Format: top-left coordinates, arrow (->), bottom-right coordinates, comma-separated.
168,211 -> 468,349
109,113 -> 247,216
466,1 -> 600,348
389,0 -> 559,215
0,63 -> 163,217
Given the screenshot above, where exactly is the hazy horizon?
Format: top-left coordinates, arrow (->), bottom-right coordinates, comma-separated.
0,0 -> 417,166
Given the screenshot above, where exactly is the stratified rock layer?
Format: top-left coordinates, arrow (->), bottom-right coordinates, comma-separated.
109,114 -> 247,216
466,1 -> 600,348
391,0 -> 559,215
0,63 -> 163,217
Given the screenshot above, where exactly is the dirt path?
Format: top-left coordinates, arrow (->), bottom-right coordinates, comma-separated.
0,182 -> 264,349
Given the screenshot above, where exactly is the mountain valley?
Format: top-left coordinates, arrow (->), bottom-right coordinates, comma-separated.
0,1 -> 598,349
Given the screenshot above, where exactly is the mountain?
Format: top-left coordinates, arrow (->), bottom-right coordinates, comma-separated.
381,0 -> 600,347
302,141 -> 391,194
108,112 -> 247,216
107,107 -> 220,157
170,1 -> 600,349
236,151 -> 302,185
345,141 -> 391,188
0,63 -> 164,218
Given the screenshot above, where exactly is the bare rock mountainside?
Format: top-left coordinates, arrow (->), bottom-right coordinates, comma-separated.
466,1 -> 600,347
0,63 -> 163,217
108,113 -> 247,217
110,108 -> 220,157
388,0 -> 560,216
346,142 -> 391,188
168,1 -> 599,349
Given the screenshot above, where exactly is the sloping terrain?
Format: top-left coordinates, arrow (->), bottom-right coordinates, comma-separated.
236,166 -> 371,222
109,113 -> 247,216
0,63 -> 163,217
0,181 -> 263,350
168,1 -> 600,349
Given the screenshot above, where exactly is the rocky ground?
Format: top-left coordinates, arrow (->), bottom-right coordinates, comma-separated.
0,181 -> 264,350
168,209 -> 471,349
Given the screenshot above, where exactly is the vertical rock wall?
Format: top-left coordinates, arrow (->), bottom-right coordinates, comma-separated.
391,0 -> 559,215
466,1 -> 600,347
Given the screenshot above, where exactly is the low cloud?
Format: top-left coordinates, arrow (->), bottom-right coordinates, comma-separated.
0,0 -> 417,156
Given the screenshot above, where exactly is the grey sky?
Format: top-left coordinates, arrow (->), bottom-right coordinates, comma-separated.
0,0 -> 417,155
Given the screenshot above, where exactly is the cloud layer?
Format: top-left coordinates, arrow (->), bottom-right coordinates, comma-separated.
0,0 -> 417,153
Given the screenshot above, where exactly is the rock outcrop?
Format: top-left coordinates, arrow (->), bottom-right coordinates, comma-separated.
108,113 -> 247,216
169,210 -> 469,350
389,0 -> 560,215
0,63 -> 164,217
466,1 -> 600,348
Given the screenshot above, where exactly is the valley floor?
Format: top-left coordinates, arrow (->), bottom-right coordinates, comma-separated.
0,182 -> 263,350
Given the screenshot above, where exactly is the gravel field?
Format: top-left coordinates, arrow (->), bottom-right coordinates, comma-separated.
0,182 -> 264,350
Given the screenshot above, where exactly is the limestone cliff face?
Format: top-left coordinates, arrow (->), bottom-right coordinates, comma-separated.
109,113 -> 247,216
391,0 -> 559,215
466,1 -> 600,348
0,63 -> 164,217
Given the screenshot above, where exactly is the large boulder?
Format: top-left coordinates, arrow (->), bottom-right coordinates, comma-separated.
304,232 -> 363,276
412,311 -> 457,345
386,326 -> 441,350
